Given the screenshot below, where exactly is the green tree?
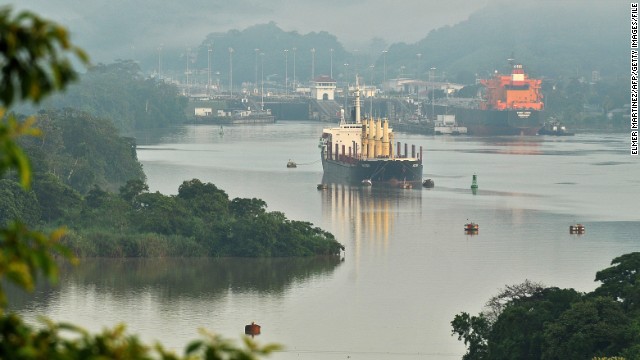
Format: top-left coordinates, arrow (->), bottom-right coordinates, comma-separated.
177,178 -> 229,219
119,178 -> 149,203
18,108 -> 146,194
0,6 -> 281,359
135,191 -> 192,235
230,197 -> 267,218
594,252 -> 640,313
30,172 -> 82,223
483,279 -> 546,323
451,312 -> 490,360
0,178 -> 40,225
542,297 -> 634,359
486,287 -> 582,360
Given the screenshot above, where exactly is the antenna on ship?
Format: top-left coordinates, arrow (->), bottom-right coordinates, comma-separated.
507,53 -> 515,70
354,74 -> 361,124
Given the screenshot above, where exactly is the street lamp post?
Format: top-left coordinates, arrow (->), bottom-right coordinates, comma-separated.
284,49 -> 289,97
382,50 -> 388,84
207,45 -> 212,95
344,63 -> 349,86
330,48 -> 334,79
416,53 -> 422,97
311,48 -> 316,80
369,64 -> 375,116
353,49 -> 359,77
369,64 -> 375,86
430,67 -> 436,121
343,63 -> 350,116
254,48 -> 259,94
292,47 -> 296,91
185,47 -> 191,96
260,52 -> 265,110
228,47 -> 234,97
158,44 -> 163,79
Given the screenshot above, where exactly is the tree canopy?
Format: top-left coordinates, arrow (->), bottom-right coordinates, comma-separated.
52,178 -> 344,258
452,254 -> 640,359
35,60 -> 189,134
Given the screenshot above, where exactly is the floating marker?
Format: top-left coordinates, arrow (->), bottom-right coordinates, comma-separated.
471,174 -> 478,189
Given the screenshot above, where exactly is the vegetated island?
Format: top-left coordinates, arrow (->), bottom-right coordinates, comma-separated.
63,178 -> 344,258
2,109 -> 343,258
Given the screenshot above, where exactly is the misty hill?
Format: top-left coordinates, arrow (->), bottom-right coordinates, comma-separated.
381,1 -> 627,82
154,2 -> 627,87
157,22 -> 352,88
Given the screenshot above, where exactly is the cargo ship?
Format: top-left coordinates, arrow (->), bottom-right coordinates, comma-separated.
436,62 -> 544,136
319,80 -> 423,186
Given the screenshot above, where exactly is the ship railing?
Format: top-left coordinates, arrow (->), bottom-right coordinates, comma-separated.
337,154 -> 359,164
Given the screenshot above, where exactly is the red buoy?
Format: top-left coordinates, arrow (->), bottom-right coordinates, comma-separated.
245,322 -> 261,337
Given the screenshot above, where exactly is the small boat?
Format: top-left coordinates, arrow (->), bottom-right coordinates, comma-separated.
433,115 -> 468,135
569,224 -> 585,233
245,322 -> 261,337
361,179 -> 372,186
422,179 -> 434,188
538,119 -> 574,136
286,159 -> 297,168
317,183 -> 328,190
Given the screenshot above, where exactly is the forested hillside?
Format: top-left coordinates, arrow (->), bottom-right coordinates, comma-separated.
21,109 -> 145,193
383,2 -> 626,82
191,22 -> 349,84
0,109 -> 145,226
161,3 -> 629,88
27,61 -> 188,134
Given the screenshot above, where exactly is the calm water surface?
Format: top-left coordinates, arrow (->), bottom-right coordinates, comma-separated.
13,122 -> 640,359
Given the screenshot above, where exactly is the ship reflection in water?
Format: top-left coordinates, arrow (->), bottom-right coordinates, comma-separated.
462,137 -> 543,156
319,183 -> 422,258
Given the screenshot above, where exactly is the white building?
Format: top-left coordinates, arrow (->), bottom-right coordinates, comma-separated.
311,75 -> 336,100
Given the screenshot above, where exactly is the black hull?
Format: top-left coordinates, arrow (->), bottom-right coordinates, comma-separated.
321,157 -> 423,186
434,105 -> 543,136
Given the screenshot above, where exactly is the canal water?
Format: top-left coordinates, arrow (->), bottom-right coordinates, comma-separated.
11,122 -> 640,359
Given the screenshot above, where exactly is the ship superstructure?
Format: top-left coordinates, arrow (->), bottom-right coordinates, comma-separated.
319,79 -> 423,186
437,62 -> 544,136
479,63 -> 544,112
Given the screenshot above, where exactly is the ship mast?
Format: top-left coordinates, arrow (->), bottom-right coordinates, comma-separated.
354,75 -> 361,124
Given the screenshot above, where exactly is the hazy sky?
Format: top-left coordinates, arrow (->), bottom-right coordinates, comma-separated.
8,0 -> 488,62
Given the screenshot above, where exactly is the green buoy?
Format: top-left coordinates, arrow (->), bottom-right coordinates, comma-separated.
471,174 -> 478,189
